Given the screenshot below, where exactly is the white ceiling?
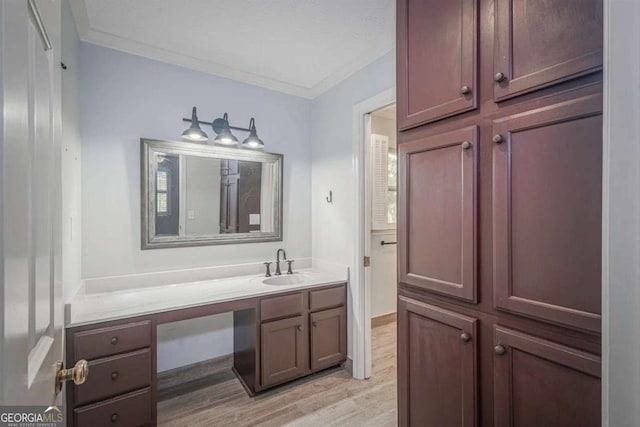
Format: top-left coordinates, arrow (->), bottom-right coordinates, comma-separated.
69,0 -> 395,98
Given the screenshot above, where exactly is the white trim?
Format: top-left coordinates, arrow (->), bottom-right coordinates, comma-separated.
67,0 -> 393,100
602,1 -> 640,426
351,88 -> 395,379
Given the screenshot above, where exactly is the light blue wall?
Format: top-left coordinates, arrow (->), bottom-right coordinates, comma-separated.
310,50 -> 395,265
80,43 -> 312,279
79,44 -> 313,371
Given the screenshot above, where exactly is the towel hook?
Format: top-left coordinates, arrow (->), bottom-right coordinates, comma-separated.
326,191 -> 333,203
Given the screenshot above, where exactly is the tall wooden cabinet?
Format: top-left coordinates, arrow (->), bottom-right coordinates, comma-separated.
396,0 -> 603,425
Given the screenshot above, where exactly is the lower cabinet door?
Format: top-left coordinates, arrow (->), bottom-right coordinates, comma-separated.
398,296 -> 478,427
310,306 -> 347,372
261,315 -> 308,387
493,326 -> 601,427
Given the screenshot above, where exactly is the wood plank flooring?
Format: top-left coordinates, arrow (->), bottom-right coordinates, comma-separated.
158,321 -> 397,426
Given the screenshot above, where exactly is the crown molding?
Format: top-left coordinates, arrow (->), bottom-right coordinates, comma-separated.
67,0 -> 393,99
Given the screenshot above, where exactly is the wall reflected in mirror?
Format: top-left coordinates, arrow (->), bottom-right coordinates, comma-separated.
142,139 -> 282,249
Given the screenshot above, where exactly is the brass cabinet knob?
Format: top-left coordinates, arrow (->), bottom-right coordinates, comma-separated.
55,359 -> 89,394
111,371 -> 119,381
493,134 -> 504,144
111,336 -> 119,345
494,345 -> 507,356
297,325 -> 303,332
461,141 -> 472,150
460,85 -> 472,95
494,72 -> 506,82
312,321 -> 318,328
111,413 -> 119,423
460,332 -> 471,343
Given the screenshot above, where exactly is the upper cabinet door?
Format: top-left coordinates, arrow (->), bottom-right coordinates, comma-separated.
397,0 -> 478,130
492,94 -> 603,332
398,297 -> 478,427
493,0 -> 603,101
493,326 -> 601,427
399,126 -> 478,302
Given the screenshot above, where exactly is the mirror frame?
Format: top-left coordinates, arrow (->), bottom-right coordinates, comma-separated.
141,138 -> 283,249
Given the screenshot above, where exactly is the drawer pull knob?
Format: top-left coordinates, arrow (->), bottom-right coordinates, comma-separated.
460,332 -> 471,343
460,85 -> 472,95
494,345 -> 507,356
297,325 -> 303,332
312,321 -> 318,328
493,134 -> 504,144
461,141 -> 472,150
111,337 -> 119,345
111,371 -> 119,381
494,72 -> 506,82
111,413 -> 119,423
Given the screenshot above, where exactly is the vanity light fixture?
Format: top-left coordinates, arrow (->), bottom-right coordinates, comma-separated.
181,108 -> 264,149
213,113 -> 239,146
242,118 -> 264,149
181,107 -> 209,142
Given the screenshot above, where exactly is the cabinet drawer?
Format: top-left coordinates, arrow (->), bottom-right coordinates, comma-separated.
309,285 -> 346,312
260,292 -> 304,321
75,348 -> 151,406
74,387 -> 151,427
73,321 -> 151,361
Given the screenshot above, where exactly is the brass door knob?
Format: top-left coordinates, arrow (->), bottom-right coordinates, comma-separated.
461,141 -> 472,150
55,359 -> 88,394
494,345 -> 507,356
460,85 -> 472,95
494,72 -> 506,82
460,332 -> 471,343
493,134 -> 504,144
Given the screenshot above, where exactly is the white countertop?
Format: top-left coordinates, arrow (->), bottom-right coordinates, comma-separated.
66,267 -> 348,327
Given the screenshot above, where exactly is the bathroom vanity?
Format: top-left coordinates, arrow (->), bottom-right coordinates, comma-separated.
63,270 -> 347,427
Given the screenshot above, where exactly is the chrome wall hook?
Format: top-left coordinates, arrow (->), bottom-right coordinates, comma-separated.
326,191 -> 333,203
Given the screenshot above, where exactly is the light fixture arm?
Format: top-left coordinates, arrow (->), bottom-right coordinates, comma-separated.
181,117 -> 251,133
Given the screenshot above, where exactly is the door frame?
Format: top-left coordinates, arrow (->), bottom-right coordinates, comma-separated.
351,88 -> 395,379
601,0 -> 640,425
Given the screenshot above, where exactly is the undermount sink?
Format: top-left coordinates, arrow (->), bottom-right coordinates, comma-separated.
262,274 -> 308,286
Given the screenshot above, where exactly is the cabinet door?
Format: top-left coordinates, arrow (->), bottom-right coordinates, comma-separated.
399,126 -> 478,302
397,0 -> 477,130
398,296 -> 477,427
492,94 -> 602,332
310,307 -> 347,372
493,0 -> 602,101
261,315 -> 308,387
493,326 -> 600,427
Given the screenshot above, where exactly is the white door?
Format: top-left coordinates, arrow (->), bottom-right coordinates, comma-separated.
1,0 -> 64,405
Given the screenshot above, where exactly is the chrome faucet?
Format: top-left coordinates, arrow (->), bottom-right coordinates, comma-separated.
275,248 -> 287,275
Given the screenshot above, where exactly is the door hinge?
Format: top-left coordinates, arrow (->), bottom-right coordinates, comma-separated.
364,256 -> 371,267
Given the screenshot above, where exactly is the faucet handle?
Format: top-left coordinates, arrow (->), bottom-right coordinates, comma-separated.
286,260 -> 294,275
263,262 -> 272,277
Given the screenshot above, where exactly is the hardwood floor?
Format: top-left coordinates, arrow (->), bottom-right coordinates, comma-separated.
158,321 -> 397,426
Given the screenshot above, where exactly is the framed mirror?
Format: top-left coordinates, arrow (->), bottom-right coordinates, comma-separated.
141,138 -> 283,249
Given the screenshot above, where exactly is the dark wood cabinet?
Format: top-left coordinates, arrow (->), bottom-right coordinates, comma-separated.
399,126 -> 478,302
397,0 -> 603,424
398,296 -> 478,427
397,0 -> 477,130
493,0 -> 603,101
493,326 -> 601,427
261,315 -> 309,387
492,93 -> 603,332
310,306 -> 347,372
